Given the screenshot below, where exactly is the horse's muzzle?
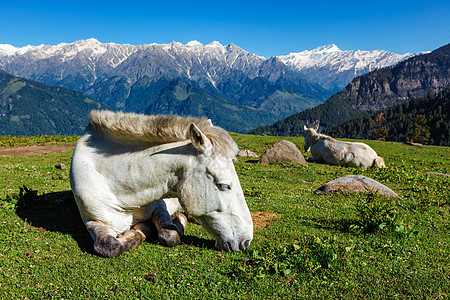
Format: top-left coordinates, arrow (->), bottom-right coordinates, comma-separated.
215,239 -> 252,252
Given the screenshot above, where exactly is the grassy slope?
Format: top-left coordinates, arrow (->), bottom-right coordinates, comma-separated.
0,135 -> 449,299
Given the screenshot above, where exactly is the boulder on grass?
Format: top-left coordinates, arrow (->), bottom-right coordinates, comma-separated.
238,149 -> 259,158
55,163 -> 67,169
259,140 -> 307,166
314,175 -> 400,198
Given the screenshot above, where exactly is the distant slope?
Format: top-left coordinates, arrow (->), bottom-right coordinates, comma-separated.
337,43 -> 449,111
139,77 -> 278,133
250,44 -> 450,136
325,88 -> 450,146
0,70 -> 105,136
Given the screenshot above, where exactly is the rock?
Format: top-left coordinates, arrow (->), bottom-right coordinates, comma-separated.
259,140 -> 307,166
406,141 -> 423,147
314,175 -> 400,198
238,149 -> 259,158
55,163 -> 67,169
144,273 -> 156,282
425,171 -> 450,177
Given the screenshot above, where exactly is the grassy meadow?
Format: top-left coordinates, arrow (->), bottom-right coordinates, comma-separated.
0,134 -> 449,299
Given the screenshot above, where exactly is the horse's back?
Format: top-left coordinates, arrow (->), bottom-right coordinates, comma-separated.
312,138 -> 380,168
317,139 -> 350,162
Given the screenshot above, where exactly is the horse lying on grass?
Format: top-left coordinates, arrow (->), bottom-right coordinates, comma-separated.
303,125 -> 385,168
70,110 -> 253,257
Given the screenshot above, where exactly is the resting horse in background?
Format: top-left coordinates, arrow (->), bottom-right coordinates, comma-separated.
70,110 -> 253,257
303,125 -> 385,168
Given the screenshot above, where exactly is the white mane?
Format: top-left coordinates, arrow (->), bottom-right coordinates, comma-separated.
88,110 -> 238,158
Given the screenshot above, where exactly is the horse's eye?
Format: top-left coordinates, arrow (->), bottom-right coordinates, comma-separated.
217,183 -> 231,191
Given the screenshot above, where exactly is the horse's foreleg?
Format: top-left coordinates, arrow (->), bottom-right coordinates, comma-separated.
86,221 -> 145,258
151,206 -> 187,247
132,220 -> 157,240
172,212 -> 188,238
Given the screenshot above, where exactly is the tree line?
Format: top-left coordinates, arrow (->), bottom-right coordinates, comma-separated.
326,88 -> 450,146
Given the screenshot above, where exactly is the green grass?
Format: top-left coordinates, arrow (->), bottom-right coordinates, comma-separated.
1,134 -> 449,299
0,135 -> 79,149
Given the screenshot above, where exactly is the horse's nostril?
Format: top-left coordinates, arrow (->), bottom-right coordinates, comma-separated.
240,239 -> 251,250
225,242 -> 232,252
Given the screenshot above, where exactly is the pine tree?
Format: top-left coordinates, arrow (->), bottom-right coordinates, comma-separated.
407,115 -> 431,144
370,112 -> 388,140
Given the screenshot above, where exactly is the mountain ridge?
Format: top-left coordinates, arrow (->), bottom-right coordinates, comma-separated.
0,39 -> 331,131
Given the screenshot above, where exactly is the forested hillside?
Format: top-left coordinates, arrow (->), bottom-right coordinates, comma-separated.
326,88 -> 449,146
0,70 -> 105,136
249,94 -> 367,136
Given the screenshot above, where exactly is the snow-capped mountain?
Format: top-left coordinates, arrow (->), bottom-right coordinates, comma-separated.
0,39 -> 422,93
0,39 -> 332,132
279,44 -> 426,92
0,38 -> 327,107
0,38 -> 266,90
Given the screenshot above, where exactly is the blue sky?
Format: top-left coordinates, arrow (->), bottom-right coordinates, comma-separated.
0,0 -> 448,57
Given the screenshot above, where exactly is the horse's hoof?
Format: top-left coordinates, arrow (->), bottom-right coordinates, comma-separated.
172,213 -> 188,228
94,235 -> 124,258
158,228 -> 181,247
119,229 -> 146,250
172,212 -> 188,236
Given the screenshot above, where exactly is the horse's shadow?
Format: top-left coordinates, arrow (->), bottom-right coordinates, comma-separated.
15,190 -> 94,253
15,189 -> 215,255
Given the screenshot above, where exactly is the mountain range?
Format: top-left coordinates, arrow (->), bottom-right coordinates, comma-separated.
0,39 -> 421,133
250,44 -> 450,137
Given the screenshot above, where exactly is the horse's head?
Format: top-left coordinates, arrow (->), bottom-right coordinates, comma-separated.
303,125 -> 315,152
178,124 -> 253,252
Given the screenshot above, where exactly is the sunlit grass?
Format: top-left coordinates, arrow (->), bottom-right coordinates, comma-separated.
0,134 -> 449,298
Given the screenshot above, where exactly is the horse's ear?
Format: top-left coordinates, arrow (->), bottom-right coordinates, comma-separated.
314,121 -> 320,131
303,125 -> 308,131
189,123 -> 213,154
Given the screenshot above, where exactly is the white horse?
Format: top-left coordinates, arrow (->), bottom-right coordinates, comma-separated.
303,125 -> 385,168
70,110 -> 253,257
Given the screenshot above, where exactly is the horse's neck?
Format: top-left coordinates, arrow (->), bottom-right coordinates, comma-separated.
109,140 -> 195,195
309,133 -> 325,146
144,141 -> 197,175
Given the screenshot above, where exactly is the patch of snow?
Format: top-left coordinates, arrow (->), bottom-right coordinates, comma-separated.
206,41 -> 223,48
187,40 -> 203,47
0,44 -> 20,55
0,44 -> 38,55
313,44 -> 341,53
